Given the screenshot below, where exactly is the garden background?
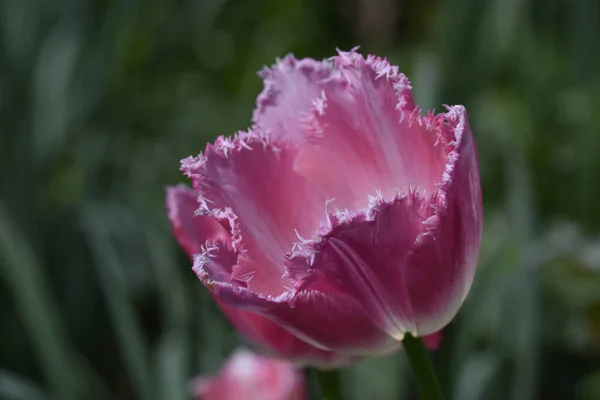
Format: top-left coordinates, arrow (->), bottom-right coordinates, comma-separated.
1,0 -> 599,398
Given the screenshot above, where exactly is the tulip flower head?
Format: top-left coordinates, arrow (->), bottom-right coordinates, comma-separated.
191,348 -> 305,400
168,49 -> 482,358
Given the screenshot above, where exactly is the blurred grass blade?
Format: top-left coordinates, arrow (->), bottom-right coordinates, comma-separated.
155,333 -> 188,400
452,353 -> 497,400
0,370 -> 47,400
344,351 -> 407,400
0,202 -> 78,400
504,110 -> 539,400
145,226 -> 190,400
508,248 -> 543,400
577,369 -> 600,400
81,206 -> 156,400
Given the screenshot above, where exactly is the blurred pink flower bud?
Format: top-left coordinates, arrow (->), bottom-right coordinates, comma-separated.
191,349 -> 305,400
167,49 -> 481,358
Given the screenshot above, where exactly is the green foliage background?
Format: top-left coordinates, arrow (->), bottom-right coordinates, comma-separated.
1,0 -> 599,399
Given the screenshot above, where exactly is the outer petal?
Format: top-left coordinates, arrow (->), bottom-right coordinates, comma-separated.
216,302 -> 359,367
191,348 -> 305,400
166,185 -> 354,367
287,191 -> 436,339
196,244 -> 441,356
218,288 -> 441,356
400,106 -> 483,335
195,250 -> 399,356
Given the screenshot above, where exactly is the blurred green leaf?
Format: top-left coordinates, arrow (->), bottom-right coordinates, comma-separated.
578,370 -> 600,400
0,370 -> 47,400
81,205 -> 156,400
0,203 -> 78,400
1,0 -> 600,398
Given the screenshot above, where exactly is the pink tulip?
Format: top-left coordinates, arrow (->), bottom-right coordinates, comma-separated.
191,348 -> 305,400
168,49 -> 482,357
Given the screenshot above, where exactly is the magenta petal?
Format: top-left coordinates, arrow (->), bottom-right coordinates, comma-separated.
400,106 -> 483,335
288,191 -> 436,339
215,300 -> 360,367
261,291 -> 398,355
422,331 -> 443,350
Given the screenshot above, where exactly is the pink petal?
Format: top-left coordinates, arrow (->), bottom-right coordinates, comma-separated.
253,50 -> 447,209
253,54 -> 335,142
399,106 -> 483,335
180,130 -> 325,297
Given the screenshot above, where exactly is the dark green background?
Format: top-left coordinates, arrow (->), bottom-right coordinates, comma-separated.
1,0 -> 599,399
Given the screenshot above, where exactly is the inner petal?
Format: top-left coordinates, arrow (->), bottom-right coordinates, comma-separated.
293,54 -> 448,209
295,75 -> 446,209
165,185 -> 232,258
251,51 -> 448,212
253,54 -> 336,142
195,132 -> 326,296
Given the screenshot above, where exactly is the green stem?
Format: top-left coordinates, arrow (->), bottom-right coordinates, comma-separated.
306,368 -> 342,400
403,334 -> 445,400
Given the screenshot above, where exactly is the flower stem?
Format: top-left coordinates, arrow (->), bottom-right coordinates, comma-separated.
306,368 -> 342,400
403,333 -> 445,400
